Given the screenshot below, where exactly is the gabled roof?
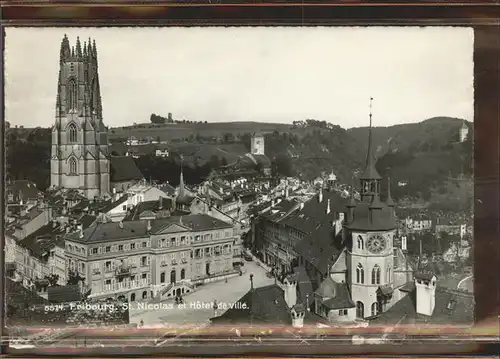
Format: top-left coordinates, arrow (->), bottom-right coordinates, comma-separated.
370,283 -> 474,325
17,223 -> 66,259
110,156 -> 144,182
294,224 -> 344,273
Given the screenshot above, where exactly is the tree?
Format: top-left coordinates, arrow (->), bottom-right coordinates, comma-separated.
45,274 -> 60,287
67,270 -> 85,286
273,153 -> 294,177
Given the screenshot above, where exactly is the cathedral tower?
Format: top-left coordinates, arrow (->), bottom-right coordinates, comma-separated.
50,35 -> 110,199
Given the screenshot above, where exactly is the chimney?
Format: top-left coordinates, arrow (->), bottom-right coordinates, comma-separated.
285,186 -> 289,198
326,198 -> 331,215
271,199 -> 275,207
159,197 -> 163,210
306,293 -> 310,312
119,221 -> 124,229
291,306 -> 305,328
79,228 -> 84,239
147,220 -> 152,233
283,276 -> 297,308
318,188 -> 323,203
52,219 -> 58,228
415,273 -> 437,316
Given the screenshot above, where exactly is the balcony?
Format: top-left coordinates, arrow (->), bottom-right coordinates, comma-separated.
172,259 -> 177,265
115,266 -> 131,278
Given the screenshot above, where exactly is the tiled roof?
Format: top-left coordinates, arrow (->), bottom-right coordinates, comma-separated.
17,223 -> 66,259
210,284 -> 291,325
47,285 -> 83,304
66,214 -> 232,243
315,277 -> 355,310
100,194 -> 129,213
294,224 -> 344,273
123,198 -> 174,221
280,191 -> 348,233
347,201 -> 396,231
294,266 -> 314,307
110,156 -> 144,182
370,285 -> 474,325
157,183 -> 177,197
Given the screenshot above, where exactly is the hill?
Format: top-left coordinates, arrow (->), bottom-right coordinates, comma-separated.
109,121 -> 293,142
6,116 -> 473,210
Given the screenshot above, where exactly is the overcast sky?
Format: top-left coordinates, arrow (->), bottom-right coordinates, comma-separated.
5,27 -> 473,129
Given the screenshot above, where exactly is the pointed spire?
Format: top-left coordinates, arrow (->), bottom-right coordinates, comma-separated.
83,41 -> 87,57
87,39 -> 93,59
92,39 -> 97,60
76,36 -> 82,58
360,97 -> 382,181
60,34 -> 71,63
386,177 -> 395,207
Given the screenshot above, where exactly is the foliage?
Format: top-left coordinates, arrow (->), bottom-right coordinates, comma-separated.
45,274 -> 60,287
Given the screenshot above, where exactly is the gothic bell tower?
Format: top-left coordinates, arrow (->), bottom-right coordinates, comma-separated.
50,35 -> 110,199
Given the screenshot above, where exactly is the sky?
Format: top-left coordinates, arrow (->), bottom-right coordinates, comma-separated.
5,27 -> 473,129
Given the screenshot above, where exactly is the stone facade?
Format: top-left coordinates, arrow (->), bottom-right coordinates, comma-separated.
50,35 -> 110,199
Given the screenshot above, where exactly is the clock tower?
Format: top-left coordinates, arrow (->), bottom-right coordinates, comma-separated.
345,97 -> 397,320
50,35 -> 110,199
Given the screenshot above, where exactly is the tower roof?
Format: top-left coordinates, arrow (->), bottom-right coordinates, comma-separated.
360,97 -> 382,181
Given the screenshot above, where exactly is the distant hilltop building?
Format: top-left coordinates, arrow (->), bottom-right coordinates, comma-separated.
459,121 -> 469,143
50,35 -> 143,199
250,132 -> 265,155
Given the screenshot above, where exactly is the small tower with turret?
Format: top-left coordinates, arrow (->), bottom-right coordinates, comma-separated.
459,121 -> 469,142
250,132 -> 265,155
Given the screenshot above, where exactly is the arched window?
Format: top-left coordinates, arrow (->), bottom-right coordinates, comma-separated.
356,301 -> 364,319
142,291 -> 147,299
170,269 -> 176,284
386,267 -> 391,282
180,269 -> 186,280
357,235 -> 364,250
68,123 -> 78,143
67,78 -> 77,111
160,272 -> 165,283
130,293 -> 136,302
371,302 -> 379,316
371,265 -> 381,285
356,263 -> 364,284
69,157 -> 77,175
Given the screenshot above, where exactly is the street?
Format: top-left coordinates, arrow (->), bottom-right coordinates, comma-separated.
129,260 -> 274,326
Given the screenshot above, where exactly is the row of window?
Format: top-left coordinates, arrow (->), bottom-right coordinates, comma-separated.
355,264 -> 392,285
355,301 -> 380,318
89,241 -> 150,255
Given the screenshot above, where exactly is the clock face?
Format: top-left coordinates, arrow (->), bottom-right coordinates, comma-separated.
367,234 -> 387,254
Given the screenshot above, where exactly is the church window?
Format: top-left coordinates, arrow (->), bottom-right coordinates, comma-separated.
356,301 -> 364,319
356,263 -> 364,284
357,235 -> 364,250
67,78 -> 77,111
371,265 -> 381,285
69,157 -> 77,175
371,302 -> 379,316
386,267 -> 391,282
68,123 -> 78,143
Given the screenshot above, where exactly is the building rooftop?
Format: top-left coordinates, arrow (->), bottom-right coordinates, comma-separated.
110,156 -> 144,182
66,214 -> 233,244
369,284 -> 474,326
